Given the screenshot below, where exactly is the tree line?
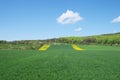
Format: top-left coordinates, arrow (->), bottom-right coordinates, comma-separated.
56,33 -> 120,46
0,33 -> 120,49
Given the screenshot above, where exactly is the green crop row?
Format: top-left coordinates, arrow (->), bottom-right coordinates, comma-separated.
0,45 -> 120,80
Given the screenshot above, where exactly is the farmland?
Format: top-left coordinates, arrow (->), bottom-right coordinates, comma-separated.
0,44 -> 120,80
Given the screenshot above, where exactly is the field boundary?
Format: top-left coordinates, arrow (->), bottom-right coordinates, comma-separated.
39,44 -> 50,51
72,44 -> 84,51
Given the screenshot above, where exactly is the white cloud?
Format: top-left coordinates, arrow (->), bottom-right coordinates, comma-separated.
74,27 -> 82,32
112,16 -> 120,23
57,10 -> 83,24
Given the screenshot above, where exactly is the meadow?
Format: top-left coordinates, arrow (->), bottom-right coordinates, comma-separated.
0,44 -> 120,80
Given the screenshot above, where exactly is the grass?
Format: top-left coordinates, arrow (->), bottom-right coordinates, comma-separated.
0,44 -> 120,80
0,43 -> 40,50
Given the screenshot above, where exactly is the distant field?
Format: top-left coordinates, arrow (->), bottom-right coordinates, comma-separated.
0,45 -> 120,80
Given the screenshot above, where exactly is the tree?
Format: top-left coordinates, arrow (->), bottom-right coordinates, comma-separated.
82,38 -> 96,44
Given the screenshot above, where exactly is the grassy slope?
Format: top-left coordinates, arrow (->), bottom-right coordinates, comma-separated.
0,45 -> 120,80
60,33 -> 120,45
82,32 -> 120,40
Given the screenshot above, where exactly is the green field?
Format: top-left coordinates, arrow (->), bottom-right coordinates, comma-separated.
0,45 -> 120,80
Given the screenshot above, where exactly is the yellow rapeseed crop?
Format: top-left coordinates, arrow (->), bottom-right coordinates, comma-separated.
39,44 -> 50,51
72,44 -> 84,51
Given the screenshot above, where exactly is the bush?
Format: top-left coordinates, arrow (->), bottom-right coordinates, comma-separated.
82,38 -> 96,44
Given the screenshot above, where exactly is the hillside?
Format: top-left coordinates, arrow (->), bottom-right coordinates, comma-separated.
57,32 -> 120,45
0,32 -> 120,50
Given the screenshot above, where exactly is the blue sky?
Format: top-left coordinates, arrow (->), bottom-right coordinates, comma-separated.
0,0 -> 120,41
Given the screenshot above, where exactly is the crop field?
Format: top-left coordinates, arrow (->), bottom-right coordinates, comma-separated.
0,44 -> 120,80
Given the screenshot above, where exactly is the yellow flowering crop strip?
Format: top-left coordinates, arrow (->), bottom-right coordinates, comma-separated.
72,44 -> 84,51
39,44 -> 50,51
